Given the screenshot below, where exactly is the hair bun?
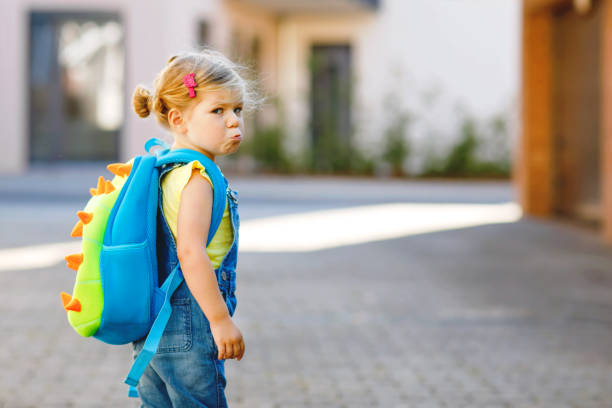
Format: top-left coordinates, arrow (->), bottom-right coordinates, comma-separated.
132,85 -> 152,118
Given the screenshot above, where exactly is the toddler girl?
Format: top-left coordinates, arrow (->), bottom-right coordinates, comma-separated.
131,49 -> 258,407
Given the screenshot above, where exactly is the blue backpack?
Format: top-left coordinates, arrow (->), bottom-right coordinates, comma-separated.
60,138 -> 227,396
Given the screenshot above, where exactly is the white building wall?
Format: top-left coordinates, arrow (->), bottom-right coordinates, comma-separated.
276,0 -> 520,166
1,1 -> 28,173
357,0 -> 520,163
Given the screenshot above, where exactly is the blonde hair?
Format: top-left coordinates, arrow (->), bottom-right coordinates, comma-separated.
133,48 -> 261,129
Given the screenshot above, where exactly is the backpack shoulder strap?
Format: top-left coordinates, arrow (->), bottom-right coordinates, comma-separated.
124,262 -> 183,392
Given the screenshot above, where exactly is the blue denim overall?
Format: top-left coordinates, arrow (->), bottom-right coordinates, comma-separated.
133,163 -> 239,408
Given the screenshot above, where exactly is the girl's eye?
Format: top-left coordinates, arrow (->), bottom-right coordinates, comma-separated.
212,108 -> 223,114
234,107 -> 243,114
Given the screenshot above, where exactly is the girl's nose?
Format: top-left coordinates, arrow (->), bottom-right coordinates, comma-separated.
226,114 -> 239,128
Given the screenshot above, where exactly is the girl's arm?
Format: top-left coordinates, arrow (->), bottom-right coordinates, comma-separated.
176,168 -> 245,361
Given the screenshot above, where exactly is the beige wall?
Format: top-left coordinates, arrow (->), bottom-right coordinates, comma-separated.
223,0 -> 279,128
276,13 -> 373,155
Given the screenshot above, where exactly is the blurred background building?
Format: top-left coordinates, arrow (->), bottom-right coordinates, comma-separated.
519,0 -> 612,242
1,0 -> 518,174
16,1 -> 612,241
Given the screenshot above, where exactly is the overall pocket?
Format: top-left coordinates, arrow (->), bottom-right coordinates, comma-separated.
156,298 -> 192,353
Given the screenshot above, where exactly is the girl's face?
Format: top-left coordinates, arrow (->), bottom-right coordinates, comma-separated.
172,87 -> 245,161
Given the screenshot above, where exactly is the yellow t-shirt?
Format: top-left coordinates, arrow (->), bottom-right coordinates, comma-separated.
160,160 -> 233,269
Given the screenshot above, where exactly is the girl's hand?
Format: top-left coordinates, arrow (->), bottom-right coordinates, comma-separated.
210,317 -> 245,361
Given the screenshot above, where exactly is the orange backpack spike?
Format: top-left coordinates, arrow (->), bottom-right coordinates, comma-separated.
61,292 -> 72,307
107,163 -> 132,178
65,253 -> 84,271
96,176 -> 106,195
71,220 -> 84,237
105,180 -> 116,194
77,211 -> 93,224
65,297 -> 81,312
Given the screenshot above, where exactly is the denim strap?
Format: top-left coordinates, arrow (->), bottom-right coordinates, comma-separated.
124,265 -> 184,390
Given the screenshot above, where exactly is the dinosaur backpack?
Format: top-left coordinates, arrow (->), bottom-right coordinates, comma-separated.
60,138 -> 227,395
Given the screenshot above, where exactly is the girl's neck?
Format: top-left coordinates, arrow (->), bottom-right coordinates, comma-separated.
171,139 -> 215,162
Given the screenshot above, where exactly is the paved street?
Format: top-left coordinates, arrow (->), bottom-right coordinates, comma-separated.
2,165 -> 612,407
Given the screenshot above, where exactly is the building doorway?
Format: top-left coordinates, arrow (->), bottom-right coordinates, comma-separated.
309,44 -> 352,172
552,4 -> 602,224
29,11 -> 124,162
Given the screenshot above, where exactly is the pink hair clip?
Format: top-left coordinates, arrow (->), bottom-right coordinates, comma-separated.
183,73 -> 197,98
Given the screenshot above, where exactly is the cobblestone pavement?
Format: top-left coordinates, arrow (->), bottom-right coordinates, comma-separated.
2,171 -> 612,407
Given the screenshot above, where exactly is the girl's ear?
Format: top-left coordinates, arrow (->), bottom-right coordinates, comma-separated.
168,108 -> 186,134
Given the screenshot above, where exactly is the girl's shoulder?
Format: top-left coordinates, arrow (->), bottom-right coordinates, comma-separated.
162,160 -> 213,193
